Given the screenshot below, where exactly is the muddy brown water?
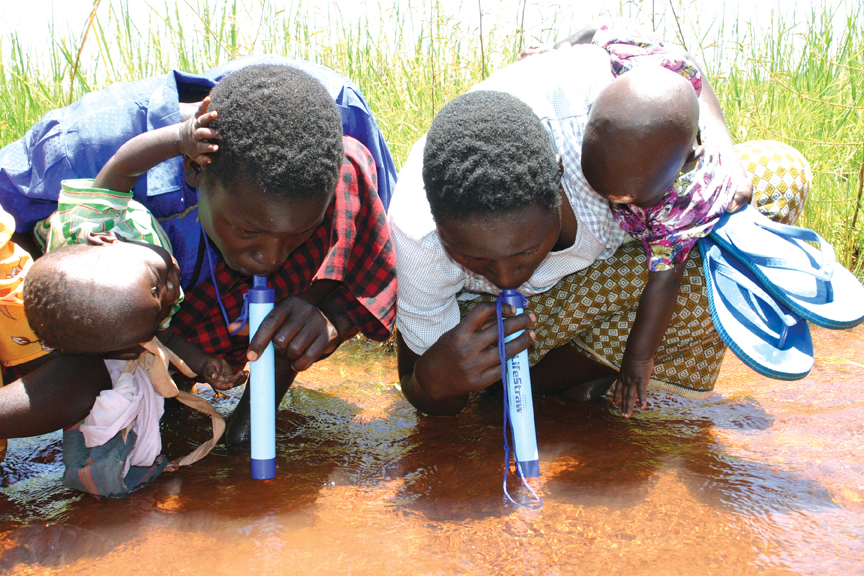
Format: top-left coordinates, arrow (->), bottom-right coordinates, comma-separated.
1,325 -> 862,575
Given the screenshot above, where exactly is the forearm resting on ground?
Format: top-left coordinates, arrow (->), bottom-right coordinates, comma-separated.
0,353 -> 111,438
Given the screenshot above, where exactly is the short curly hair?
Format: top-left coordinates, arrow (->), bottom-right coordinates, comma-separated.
23,245 -> 152,355
422,90 -> 561,222
206,64 -> 344,200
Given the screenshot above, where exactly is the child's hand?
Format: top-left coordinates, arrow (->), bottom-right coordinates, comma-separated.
725,174 -> 754,213
200,355 -> 248,391
613,354 -> 653,418
178,97 -> 219,165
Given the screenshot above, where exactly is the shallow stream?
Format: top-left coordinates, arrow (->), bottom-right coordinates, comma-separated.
1,325 -> 863,575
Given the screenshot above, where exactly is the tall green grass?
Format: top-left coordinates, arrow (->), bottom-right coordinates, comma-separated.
1,0 -> 862,274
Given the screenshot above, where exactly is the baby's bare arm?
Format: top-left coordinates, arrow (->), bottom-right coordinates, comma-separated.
157,329 -> 247,390
615,264 -> 686,417
688,61 -> 752,212
93,98 -> 218,193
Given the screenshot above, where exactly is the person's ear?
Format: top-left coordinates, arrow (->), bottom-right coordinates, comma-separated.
86,231 -> 119,246
556,154 -> 564,179
184,155 -> 204,188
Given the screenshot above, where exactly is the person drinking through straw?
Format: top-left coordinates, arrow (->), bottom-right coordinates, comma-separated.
389,19 -> 812,419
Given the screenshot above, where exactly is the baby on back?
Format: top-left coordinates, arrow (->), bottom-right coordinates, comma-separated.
581,65 -> 746,416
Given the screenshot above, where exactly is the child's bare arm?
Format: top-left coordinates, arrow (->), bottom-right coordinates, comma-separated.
615,264 -> 686,417
688,62 -> 752,212
93,98 -> 218,193
157,329 -> 248,391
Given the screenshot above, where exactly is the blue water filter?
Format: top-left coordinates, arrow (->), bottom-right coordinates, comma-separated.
500,289 -> 540,478
248,276 -> 276,479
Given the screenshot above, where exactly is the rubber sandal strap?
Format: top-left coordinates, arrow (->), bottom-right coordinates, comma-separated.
709,248 -> 800,348
725,216 -> 835,284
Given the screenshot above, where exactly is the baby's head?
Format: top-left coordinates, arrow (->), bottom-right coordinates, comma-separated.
186,64 -> 345,277
582,66 -> 701,208
24,240 -> 181,355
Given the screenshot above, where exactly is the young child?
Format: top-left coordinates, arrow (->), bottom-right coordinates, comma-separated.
581,64 -> 743,416
22,99 -> 244,496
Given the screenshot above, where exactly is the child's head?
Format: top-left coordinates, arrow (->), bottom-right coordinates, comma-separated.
24,240 -> 182,355
582,66 -> 701,208
186,64 -> 345,277
422,90 -> 564,289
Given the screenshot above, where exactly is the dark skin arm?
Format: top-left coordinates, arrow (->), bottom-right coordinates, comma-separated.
396,302 -> 537,416
614,263 -> 686,417
93,97 -> 218,193
0,353 -> 111,438
690,60 -> 753,212
156,329 -> 248,390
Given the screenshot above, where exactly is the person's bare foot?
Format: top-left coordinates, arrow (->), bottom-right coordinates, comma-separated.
560,375 -> 616,402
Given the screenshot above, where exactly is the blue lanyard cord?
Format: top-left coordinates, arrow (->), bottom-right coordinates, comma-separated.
496,292 -> 544,510
201,226 -> 250,336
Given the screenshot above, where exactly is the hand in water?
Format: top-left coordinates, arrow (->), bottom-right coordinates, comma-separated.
613,354 -> 653,417
201,356 -> 248,391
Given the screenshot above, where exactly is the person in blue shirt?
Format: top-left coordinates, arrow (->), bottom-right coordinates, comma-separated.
0,56 -> 398,445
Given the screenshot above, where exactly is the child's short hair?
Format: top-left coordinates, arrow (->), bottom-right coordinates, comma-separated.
206,64 -> 344,201
23,244 -> 151,355
422,90 -> 561,223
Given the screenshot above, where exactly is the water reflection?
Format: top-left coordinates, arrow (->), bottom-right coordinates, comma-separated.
1,327 -> 862,575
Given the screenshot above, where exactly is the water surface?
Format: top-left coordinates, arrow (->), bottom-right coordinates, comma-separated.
1,325 -> 862,575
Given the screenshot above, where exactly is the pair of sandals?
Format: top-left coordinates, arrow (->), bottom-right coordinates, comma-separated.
699,206 -> 864,380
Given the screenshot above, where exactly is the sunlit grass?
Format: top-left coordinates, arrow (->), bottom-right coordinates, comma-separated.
1,0 -> 862,274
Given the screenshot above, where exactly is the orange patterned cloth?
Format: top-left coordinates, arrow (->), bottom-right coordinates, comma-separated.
0,206 -> 48,377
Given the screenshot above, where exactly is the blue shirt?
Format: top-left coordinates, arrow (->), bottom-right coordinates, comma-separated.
0,55 -> 397,288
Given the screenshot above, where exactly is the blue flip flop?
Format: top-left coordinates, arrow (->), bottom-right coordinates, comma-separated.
699,238 -> 813,380
710,205 -> 864,330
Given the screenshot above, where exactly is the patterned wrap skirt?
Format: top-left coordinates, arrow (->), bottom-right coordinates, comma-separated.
460,140 -> 811,399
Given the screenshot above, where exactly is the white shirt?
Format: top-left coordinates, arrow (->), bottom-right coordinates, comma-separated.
390,45 -> 627,355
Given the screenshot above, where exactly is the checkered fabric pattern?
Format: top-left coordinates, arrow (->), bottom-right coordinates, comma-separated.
170,137 -> 397,369
736,140 -> 811,224
461,141 -> 811,399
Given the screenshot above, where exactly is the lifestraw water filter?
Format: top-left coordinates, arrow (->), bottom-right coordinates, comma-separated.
498,289 -> 540,479
248,276 -> 276,479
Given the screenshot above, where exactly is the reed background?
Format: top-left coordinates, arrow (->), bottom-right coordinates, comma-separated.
1,0 -> 862,275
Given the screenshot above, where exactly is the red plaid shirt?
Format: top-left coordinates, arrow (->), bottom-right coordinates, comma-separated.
170,137 -> 397,369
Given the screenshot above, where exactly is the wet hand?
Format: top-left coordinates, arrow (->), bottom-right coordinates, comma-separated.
178,97 -> 219,165
245,296 -> 340,372
201,356 -> 248,391
613,354 -> 653,418
415,301 -> 536,400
